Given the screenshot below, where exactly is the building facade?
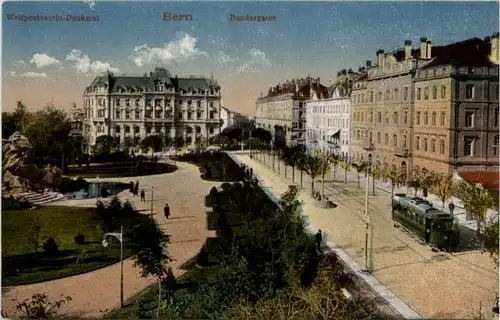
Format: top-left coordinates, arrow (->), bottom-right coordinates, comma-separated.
352,34 -> 499,177
220,106 -> 252,131
82,68 -> 222,152
256,77 -> 328,147
306,70 -> 356,160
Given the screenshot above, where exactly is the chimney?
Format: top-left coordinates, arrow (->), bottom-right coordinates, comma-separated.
366,60 -> 372,69
347,68 -> 353,74
420,37 -> 428,59
426,39 -> 432,59
491,32 -> 499,64
376,49 -> 384,67
316,77 -> 320,85
404,40 -> 412,60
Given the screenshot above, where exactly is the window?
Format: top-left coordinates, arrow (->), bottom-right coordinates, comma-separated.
394,89 -> 399,100
393,134 -> 398,147
115,126 -> 121,133
377,132 -> 381,143
404,87 -> 408,100
370,111 -> 373,122
466,85 -> 475,99
115,110 -> 121,119
135,111 -> 140,119
393,112 -> 398,124
385,112 -> 389,124
431,112 -> 436,125
432,86 -> 437,99
440,139 -> 445,154
465,112 -> 474,128
386,90 -> 390,101
403,135 -> 407,148
362,94 -> 365,103
384,133 -> 389,145
377,112 -> 382,123
378,92 -> 382,101
424,87 -> 429,100
441,86 -> 447,99
416,137 -> 420,150
496,86 -> 499,100
493,136 -> 499,156
124,126 -> 130,133
431,139 -> 436,152
370,91 -> 374,102
369,132 -> 373,143
495,108 -> 499,127
424,112 -> 428,125
464,137 -> 474,156
417,88 -> 421,100
403,110 -> 408,124
423,138 -> 428,151
416,111 -> 421,125
440,112 -> 446,126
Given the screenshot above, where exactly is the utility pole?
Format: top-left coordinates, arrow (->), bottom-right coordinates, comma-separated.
362,144 -> 375,274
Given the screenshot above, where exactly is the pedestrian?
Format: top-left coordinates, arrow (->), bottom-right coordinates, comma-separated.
164,203 -> 170,219
135,180 -> 140,191
315,229 -> 322,252
448,202 -> 455,215
140,189 -> 145,202
133,184 -> 139,197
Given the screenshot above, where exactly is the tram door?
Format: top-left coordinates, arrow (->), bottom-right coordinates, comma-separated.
424,217 -> 431,243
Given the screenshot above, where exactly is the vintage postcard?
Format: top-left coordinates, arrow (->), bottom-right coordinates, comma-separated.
2,1 -> 499,319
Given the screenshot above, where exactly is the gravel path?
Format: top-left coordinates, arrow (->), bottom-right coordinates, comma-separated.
2,161 -> 218,319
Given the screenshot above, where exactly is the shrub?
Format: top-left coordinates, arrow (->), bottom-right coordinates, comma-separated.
42,238 -> 59,256
74,233 -> 85,245
13,293 -> 71,320
220,183 -> 231,191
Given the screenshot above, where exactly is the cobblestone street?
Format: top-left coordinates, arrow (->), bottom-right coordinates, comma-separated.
233,151 -> 499,320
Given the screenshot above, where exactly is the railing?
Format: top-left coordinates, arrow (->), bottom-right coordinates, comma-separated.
393,147 -> 410,157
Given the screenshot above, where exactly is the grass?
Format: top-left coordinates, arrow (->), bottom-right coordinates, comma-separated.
2,206 -> 146,286
65,162 -> 177,179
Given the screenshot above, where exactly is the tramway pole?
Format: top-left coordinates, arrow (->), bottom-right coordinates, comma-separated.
363,144 -> 375,274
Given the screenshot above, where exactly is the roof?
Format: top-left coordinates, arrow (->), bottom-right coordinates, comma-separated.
260,77 -> 329,100
420,37 -> 495,69
458,171 -> 499,191
87,68 -> 219,93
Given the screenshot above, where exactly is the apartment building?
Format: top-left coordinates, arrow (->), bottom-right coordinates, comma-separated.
256,77 -> 328,147
306,69 -> 356,160
412,34 -> 499,174
82,68 -> 222,151
220,106 -> 251,131
352,33 -> 499,176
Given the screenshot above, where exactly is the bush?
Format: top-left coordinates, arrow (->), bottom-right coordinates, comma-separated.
2,196 -> 32,210
74,233 -> 85,245
43,238 -> 59,256
220,183 -> 231,191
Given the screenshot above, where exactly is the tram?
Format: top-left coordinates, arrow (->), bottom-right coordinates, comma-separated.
391,194 -> 460,251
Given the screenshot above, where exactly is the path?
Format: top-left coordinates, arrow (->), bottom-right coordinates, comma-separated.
2,161 -> 218,319
234,152 -> 499,320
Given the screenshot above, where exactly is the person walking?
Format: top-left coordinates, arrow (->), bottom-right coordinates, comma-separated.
164,203 -> 170,219
140,189 -> 145,202
315,230 -> 323,253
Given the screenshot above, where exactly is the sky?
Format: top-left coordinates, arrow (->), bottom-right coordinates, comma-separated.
2,1 -> 499,115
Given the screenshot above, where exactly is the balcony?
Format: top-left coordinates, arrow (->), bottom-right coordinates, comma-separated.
362,141 -> 375,151
394,147 -> 410,157
327,140 -> 340,148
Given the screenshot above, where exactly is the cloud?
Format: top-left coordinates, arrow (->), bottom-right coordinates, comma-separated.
9,71 -> 48,78
129,32 -> 207,67
65,49 -> 119,75
30,53 -> 61,68
12,60 -> 26,67
236,48 -> 272,73
214,51 -> 237,64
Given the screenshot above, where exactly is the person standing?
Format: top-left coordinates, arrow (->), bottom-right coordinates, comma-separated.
140,189 -> 145,202
315,230 -> 323,252
164,203 -> 170,219
448,202 -> 455,215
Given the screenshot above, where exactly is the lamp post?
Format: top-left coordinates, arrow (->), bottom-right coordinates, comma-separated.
102,226 -> 124,307
362,143 -> 375,273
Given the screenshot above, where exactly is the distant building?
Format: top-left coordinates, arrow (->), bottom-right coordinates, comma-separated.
351,33 -> 499,177
220,106 -> 252,131
82,68 -> 222,152
256,76 -> 328,147
69,105 -> 84,137
306,69 -> 357,160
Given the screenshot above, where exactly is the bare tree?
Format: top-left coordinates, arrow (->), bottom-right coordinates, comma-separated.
431,174 -> 454,209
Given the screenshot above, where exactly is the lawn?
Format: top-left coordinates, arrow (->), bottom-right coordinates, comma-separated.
2,206 -> 145,286
65,162 -> 177,179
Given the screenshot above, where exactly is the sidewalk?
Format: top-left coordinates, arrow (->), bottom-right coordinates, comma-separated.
231,151 -> 499,320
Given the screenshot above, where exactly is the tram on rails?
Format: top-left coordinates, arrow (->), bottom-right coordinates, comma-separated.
391,194 -> 460,251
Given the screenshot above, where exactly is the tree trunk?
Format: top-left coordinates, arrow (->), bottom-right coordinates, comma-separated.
284,165 -> 287,178
357,173 -> 360,188
157,278 -> 162,318
292,166 -> 295,183
344,168 -> 347,183
391,183 -> 394,197
277,160 -> 280,174
372,177 -> 376,196
311,177 -> 315,193
321,173 -> 325,198
333,165 -> 336,180
300,170 -> 303,188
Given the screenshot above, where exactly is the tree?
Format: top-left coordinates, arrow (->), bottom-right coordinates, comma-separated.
298,153 -> 323,193
406,168 -> 423,197
328,154 -> 340,181
282,147 -> 299,183
13,293 -> 71,319
384,169 -> 403,197
12,101 -> 30,133
2,112 -> 17,138
339,161 -> 350,183
94,135 -> 119,154
454,181 -> 496,234
353,161 -> 367,189
371,164 -> 382,196
27,213 -> 42,253
131,221 -> 171,317
431,174 -> 454,209
481,217 -> 499,267
141,135 -> 163,153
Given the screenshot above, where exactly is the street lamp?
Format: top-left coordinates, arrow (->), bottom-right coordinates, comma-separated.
362,144 -> 375,274
102,226 -> 124,307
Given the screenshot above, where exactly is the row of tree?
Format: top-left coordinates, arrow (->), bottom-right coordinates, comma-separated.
246,131 -> 498,266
